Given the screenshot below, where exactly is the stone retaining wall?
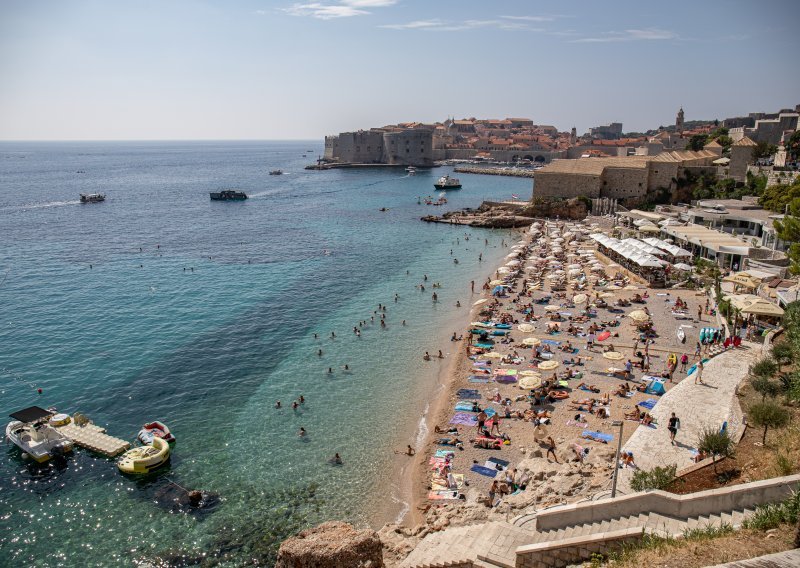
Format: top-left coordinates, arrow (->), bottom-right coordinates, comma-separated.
534,474 -> 800,532
513,528 -> 643,568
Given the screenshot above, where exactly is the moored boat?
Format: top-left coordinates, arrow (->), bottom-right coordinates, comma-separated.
5,406 -> 74,463
269,169 -> 283,175
80,193 -> 106,203
210,190 -> 248,201
138,421 -> 176,445
434,175 -> 461,190
117,437 -> 171,474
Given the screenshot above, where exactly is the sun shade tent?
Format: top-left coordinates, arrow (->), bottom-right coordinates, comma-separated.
10,406 -> 53,423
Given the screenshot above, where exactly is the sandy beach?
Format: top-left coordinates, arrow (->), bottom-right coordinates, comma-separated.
382,216 -> 721,562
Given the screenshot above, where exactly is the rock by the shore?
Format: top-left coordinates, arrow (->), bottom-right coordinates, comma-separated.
276,521 -> 384,568
421,197 -> 590,228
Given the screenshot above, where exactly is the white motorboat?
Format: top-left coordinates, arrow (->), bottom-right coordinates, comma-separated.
434,175 -> 462,190
406,166 -> 417,176
6,406 -> 74,463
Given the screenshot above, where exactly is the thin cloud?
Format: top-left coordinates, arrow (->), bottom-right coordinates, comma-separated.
500,15 -> 556,22
572,28 -> 677,43
381,18 -> 543,32
283,1 -> 397,20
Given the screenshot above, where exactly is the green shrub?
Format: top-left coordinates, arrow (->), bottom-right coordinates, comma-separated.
630,464 -> 677,492
697,427 -> 735,473
748,400 -> 791,445
750,358 -> 778,380
775,452 -> 794,476
770,341 -> 793,364
743,490 -> 800,530
751,374 -> 783,401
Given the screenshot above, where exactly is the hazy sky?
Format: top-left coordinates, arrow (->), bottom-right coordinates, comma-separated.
1,0 -> 797,140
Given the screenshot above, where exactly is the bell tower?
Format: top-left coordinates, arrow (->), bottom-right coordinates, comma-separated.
676,107 -> 685,134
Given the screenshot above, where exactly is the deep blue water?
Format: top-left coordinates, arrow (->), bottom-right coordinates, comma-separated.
0,141 -> 532,566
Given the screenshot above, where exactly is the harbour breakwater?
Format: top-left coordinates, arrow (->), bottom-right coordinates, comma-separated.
453,166 -> 536,178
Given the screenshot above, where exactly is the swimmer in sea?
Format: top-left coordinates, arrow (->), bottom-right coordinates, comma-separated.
327,367 -> 333,374
298,427 -> 306,437
292,401 -> 299,410
332,453 -> 342,464
275,401 -> 281,409
456,301 -> 461,307
423,351 -> 431,361
344,364 -> 350,371
318,349 -> 323,357
299,395 -> 305,404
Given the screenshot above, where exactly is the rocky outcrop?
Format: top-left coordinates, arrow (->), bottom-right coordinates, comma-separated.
276,521 -> 384,568
420,197 -> 589,228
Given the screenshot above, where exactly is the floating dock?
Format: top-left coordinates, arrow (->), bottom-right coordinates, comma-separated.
55,422 -> 131,457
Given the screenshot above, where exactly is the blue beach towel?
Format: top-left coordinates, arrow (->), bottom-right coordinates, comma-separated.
457,389 -> 481,399
487,456 -> 510,468
455,402 -> 477,412
435,450 -> 455,459
484,407 -> 497,418
542,339 -> 562,346
637,398 -> 658,410
687,358 -> 710,376
470,464 -> 498,478
468,377 -> 490,383
581,430 -> 613,443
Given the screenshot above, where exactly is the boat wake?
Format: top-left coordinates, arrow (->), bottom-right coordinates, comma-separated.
1,200 -> 81,212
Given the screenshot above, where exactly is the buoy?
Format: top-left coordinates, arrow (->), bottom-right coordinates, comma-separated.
37,388 -> 42,394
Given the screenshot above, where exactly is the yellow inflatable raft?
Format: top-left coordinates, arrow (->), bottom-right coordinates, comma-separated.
117,437 -> 170,474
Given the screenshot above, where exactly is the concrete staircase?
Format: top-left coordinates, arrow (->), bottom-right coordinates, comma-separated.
400,474 -> 800,568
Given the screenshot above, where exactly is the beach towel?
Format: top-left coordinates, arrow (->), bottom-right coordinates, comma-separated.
578,385 -> 598,393
686,358 -> 710,376
457,388 -> 481,399
484,407 -> 497,418
468,377 -> 490,383
495,375 -> 518,384
455,402 -> 477,412
450,413 -> 477,426
566,419 -> 589,428
470,464 -> 498,478
427,490 -> 461,500
637,398 -> 658,410
435,450 -> 455,459
541,339 -> 561,346
487,456 -> 510,469
581,430 -> 613,443
596,331 -> 611,341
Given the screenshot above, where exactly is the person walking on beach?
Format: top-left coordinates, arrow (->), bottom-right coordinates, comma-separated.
694,341 -> 701,357
490,416 -> 501,435
697,306 -> 702,321
668,413 -> 680,445
680,353 -> 688,372
695,360 -> 705,385
545,436 -> 558,463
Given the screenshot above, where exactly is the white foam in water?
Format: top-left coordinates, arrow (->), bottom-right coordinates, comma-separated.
414,401 -> 430,449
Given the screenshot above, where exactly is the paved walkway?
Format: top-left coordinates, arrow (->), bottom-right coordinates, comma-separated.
707,549 -> 800,567
617,344 -> 759,493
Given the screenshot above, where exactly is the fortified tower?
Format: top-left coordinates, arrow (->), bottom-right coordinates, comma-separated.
676,107 -> 685,134
570,127 -> 577,145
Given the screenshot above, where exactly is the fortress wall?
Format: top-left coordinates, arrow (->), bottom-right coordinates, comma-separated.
534,172 -> 602,198
382,130 -> 433,166
601,167 -> 648,199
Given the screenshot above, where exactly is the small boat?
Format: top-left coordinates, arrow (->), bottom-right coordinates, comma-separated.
5,406 -> 74,463
406,166 -> 417,176
137,421 -> 176,445
434,175 -> 462,190
210,190 -> 248,201
677,328 -> 686,342
269,169 -> 283,175
117,437 -> 171,474
80,193 -> 105,203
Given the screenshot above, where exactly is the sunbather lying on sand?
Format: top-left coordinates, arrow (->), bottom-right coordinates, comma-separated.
577,382 -> 600,393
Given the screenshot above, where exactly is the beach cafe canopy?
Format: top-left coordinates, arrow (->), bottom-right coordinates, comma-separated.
589,234 -> 666,268
641,238 -> 692,258
724,294 -> 785,318
723,272 -> 762,290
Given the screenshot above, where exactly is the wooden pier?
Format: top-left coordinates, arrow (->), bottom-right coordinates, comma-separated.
55,421 -> 131,457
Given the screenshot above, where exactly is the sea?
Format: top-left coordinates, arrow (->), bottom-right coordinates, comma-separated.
0,141 -> 533,566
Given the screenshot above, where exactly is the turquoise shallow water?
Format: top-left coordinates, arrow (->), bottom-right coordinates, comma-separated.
0,141 -> 531,566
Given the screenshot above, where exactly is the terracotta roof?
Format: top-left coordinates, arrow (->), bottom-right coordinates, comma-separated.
733,136 -> 758,147
536,156 -> 649,176
704,139 -> 722,147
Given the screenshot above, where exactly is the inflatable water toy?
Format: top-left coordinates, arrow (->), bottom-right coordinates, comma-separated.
118,437 -> 171,474
137,421 -> 176,445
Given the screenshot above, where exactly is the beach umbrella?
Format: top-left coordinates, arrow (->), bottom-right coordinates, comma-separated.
473,299 -> 488,306
598,292 -> 614,299
628,310 -> 650,322
519,370 -> 541,377
518,375 -> 542,390
506,260 -> 521,267
573,293 -> 588,305
603,351 -> 624,361
605,285 -> 622,291
522,337 -> 541,346
538,360 -> 560,371
517,323 -> 535,333
544,305 -> 561,312
673,263 -> 693,271
567,264 -> 581,270
624,285 -> 639,291
489,280 -> 504,286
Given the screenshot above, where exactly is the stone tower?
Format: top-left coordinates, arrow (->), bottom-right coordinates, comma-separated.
676,107 -> 685,134
729,136 -> 757,182
570,127 -> 577,145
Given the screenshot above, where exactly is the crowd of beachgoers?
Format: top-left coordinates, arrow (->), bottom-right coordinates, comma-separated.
404,218 -> 735,527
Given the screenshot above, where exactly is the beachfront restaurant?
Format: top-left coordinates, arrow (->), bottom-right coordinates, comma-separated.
723,292 -> 784,341
660,224 -> 751,271
589,233 -> 667,286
